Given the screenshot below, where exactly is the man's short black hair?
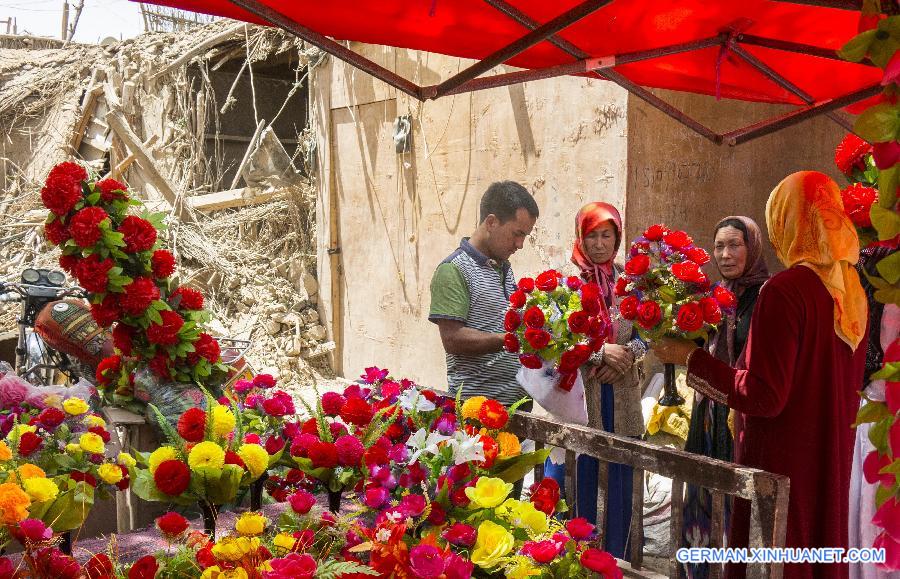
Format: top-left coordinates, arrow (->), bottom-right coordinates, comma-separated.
479,181 -> 539,223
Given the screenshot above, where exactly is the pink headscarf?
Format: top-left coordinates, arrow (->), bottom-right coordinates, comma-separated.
571,202 -> 622,307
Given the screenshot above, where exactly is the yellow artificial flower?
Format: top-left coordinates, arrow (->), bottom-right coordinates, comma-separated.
201,566 -> 249,579
471,520 -> 515,569
257,561 -> 273,573
65,443 -> 82,455
7,424 -> 36,443
117,452 -> 137,468
83,415 -> 106,428
496,432 -> 521,457
188,441 -> 225,472
507,499 -> 548,535
16,464 -> 45,480
210,405 -> 236,437
465,476 -> 513,509
0,482 -> 31,525
148,446 -> 179,474
237,443 -> 268,479
23,477 -> 58,503
79,432 -> 105,455
272,532 -> 296,553
234,512 -> 267,536
507,556 -> 542,579
461,396 -> 487,420
0,441 -> 11,461
98,463 -> 123,485
211,536 -> 259,561
63,397 -> 89,416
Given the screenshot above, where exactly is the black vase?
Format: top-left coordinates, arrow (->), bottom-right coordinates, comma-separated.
327,490 -> 342,514
658,363 -> 685,407
250,473 -> 269,511
59,530 -> 72,555
199,501 -> 220,537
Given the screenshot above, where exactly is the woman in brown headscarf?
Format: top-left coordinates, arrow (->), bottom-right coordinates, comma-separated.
682,217 -> 770,579
654,172 -> 868,579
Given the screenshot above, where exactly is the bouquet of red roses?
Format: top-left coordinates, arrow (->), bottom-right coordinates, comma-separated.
617,224 -> 736,404
504,270 -> 611,392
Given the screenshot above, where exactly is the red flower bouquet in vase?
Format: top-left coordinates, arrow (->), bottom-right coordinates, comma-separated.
505,270 -> 611,424
618,224 -> 737,406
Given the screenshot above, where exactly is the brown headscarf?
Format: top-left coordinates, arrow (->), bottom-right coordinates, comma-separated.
708,216 -> 770,365
571,202 -> 622,307
766,171 -> 867,350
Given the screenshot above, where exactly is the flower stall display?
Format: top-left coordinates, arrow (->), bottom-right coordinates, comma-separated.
834,133 -> 882,246
504,270 -> 611,423
39,162 -> 230,411
129,394 -> 270,536
617,225 -> 736,406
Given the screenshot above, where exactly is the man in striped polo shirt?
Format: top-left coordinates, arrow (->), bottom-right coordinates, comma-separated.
429,181 -> 539,408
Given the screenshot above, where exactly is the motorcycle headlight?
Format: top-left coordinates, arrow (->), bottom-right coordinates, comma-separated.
21,269 -> 39,283
47,270 -> 66,285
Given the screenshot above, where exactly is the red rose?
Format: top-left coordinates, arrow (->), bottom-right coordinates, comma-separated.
254,374 -> 276,388
151,249 -> 176,279
523,540 -> 562,563
518,277 -> 535,293
84,553 -> 114,579
170,286 -> 204,311
95,355 -> 122,387
70,470 -> 97,487
95,178 -> 128,203
614,277 -> 628,297
713,285 -> 737,310
636,301 -> 662,330
224,450 -> 245,469
116,465 -> 130,490
59,254 -> 78,274
524,328 -> 551,350
147,310 -> 184,346
643,224 -> 667,241
44,219 -> 70,246
835,133 -> 873,176
685,247 -> 710,265
121,277 -> 160,316
118,216 -> 157,253
624,254 -> 650,276
478,399 -> 509,429
69,206 -> 108,248
558,371 -> 577,391
128,555 -> 159,579
581,296 -> 601,316
308,441 -> 339,468
581,548 -> 622,579
480,435 -> 499,468
535,270 -> 559,292
340,396 -> 374,427
676,302 -> 704,333
148,352 -> 172,380
112,323 -> 136,356
509,290 -> 526,309
566,276 -> 583,290
588,317 -> 610,340
671,261 -> 707,285
443,523 -> 477,547
18,431 -> 42,456
519,353 -> 543,369
265,435 -> 285,455
619,296 -> 639,320
189,333 -> 220,364
90,294 -> 121,328
561,344 -> 592,373
700,297 -> 722,325
153,460 -> 190,495
566,517 -> 596,540
75,254 -> 114,293
37,407 -> 66,429
504,333 -> 520,353
663,230 -> 692,249
41,162 -> 86,216
177,408 -> 206,442
567,310 -> 590,334
529,477 -> 560,515
156,512 -> 190,538
841,183 -> 878,228
523,306 -> 545,329
504,310 -> 522,332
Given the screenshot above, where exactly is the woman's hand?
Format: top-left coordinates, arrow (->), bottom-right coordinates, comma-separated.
601,344 -> 634,374
591,364 -> 621,384
651,337 -> 698,366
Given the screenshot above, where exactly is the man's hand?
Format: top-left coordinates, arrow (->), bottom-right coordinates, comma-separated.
434,319 -> 505,356
591,364 -> 621,384
601,343 -> 634,374
651,337 -> 698,366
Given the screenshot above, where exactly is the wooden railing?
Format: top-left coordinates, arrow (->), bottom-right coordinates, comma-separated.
508,412 -> 790,579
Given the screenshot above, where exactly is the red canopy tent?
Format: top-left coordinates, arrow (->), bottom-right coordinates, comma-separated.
136,0 -> 883,145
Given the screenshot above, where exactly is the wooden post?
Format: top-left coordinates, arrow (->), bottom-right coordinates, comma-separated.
669,478 -> 685,579
60,1 -> 69,41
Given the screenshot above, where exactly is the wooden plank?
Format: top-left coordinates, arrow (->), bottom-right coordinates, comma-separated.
70,85 -> 103,153
229,119 -> 266,190
748,473 -> 790,579
565,449 -> 577,519
669,478 -> 685,579
152,23 -> 246,80
710,491 -> 725,579
596,457 -> 608,549
533,441 -> 544,482
188,186 -> 288,212
629,467 -> 644,569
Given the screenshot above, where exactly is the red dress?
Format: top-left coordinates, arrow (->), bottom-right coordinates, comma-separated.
687,266 -> 866,579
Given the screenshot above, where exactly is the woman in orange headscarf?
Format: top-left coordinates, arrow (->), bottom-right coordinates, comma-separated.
653,172 -> 868,579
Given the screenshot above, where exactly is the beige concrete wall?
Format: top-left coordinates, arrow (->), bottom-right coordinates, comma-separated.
625,90 -> 848,278
312,45 -> 629,387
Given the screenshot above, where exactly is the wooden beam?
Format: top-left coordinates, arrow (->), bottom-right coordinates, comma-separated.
187,186 -> 288,212
105,109 -> 195,224
69,85 -> 103,153
151,23 -> 247,80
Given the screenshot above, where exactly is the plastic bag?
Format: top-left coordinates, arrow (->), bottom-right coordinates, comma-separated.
132,367 -> 214,426
0,365 -> 97,409
517,361 -> 588,426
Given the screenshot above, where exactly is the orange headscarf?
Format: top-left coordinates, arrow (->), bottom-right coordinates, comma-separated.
572,202 -> 622,307
765,171 -> 868,350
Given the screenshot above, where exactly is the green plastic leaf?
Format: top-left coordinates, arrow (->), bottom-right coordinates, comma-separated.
871,204 -> 900,241
875,247 -> 900,285
489,448 -> 551,483
877,165 -> 899,209
855,400 -> 891,426
146,307 -> 163,325
871,361 -> 900,382
875,483 -> 894,508
839,29 -> 877,62
869,417 -> 891,452
854,103 -> 900,143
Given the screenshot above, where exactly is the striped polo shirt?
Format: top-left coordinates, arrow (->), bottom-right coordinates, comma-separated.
429,238 -> 525,407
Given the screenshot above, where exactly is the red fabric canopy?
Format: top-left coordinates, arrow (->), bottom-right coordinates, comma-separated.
137,0 -> 879,106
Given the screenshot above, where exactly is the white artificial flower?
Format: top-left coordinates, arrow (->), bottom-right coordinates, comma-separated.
376,528 -> 392,542
448,431 -> 485,465
397,388 -> 436,413
406,428 -> 451,463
